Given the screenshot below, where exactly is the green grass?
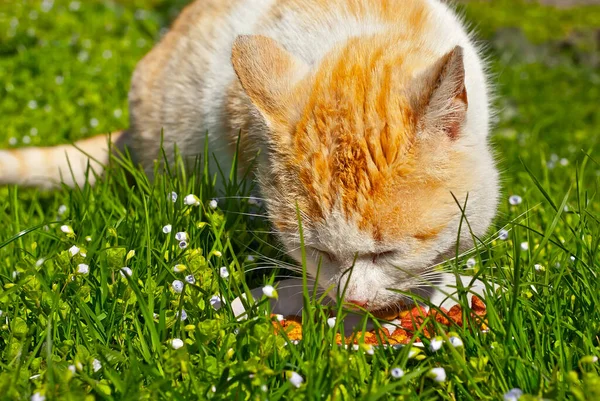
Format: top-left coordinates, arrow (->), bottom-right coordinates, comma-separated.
1,0 -> 600,399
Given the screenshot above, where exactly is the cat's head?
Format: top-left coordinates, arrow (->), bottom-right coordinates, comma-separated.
232,35 -> 498,312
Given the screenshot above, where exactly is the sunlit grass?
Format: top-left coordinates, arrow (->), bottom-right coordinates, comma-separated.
1,0 -> 599,399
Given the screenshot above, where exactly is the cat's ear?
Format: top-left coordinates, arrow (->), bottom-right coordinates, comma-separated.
411,46 -> 468,140
232,35 -> 308,126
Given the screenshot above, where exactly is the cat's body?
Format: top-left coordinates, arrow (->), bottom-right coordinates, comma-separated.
0,0 -> 499,313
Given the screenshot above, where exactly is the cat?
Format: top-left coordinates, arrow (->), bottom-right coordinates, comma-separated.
0,0 -> 499,313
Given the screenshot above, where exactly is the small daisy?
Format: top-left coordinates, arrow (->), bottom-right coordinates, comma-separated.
184,194 -> 200,206
31,392 -> 45,401
508,195 -> 523,206
327,317 -> 336,328
274,314 -> 284,322
209,295 -> 221,309
67,365 -> 77,374
61,225 -> 74,235
362,344 -> 375,355
219,266 -> 230,279
429,337 -> 444,352
466,258 -> 476,268
520,242 -> 529,251
449,336 -> 464,347
390,368 -> 404,379
262,285 -> 278,299
286,371 -> 304,388
175,232 -> 188,241
77,264 -> 89,274
173,264 -> 187,273
69,245 -> 80,256
429,367 -> 446,383
208,199 -> 218,209
178,241 -> 188,250
162,224 -> 172,234
170,192 -> 178,202
170,338 -> 184,350
120,267 -> 132,277
534,264 -> 545,273
92,359 -> 102,372
185,275 -> 196,284
58,204 -> 67,215
503,388 -> 524,401
172,280 -> 184,293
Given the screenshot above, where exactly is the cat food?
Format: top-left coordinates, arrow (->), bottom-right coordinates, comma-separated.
272,295 -> 487,345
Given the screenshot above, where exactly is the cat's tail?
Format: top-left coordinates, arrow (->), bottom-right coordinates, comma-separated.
0,130 -> 129,189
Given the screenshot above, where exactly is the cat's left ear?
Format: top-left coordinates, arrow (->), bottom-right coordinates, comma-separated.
232,35 -> 308,127
411,46 -> 468,140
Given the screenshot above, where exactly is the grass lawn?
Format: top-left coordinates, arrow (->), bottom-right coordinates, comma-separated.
1,0 -> 600,399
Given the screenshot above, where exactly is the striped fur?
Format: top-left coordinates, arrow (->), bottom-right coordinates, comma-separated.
0,0 -> 499,311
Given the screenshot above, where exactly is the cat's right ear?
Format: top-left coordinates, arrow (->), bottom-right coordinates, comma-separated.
232,35 -> 308,127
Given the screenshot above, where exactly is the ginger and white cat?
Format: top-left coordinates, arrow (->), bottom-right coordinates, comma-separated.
0,0 -> 499,312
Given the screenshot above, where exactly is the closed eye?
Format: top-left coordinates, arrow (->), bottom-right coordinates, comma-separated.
308,247 -> 336,262
371,251 -> 397,264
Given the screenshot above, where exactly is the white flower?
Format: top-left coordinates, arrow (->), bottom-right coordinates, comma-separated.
162,224 -> 172,234
85,236 -> 92,242
60,225 -> 74,234
245,255 -> 256,263
184,194 -> 200,206
390,368 -> 404,379
570,255 -> 576,262
172,280 -> 184,293
175,232 -> 188,241
28,100 -> 38,109
429,367 -> 446,383
77,264 -> 89,275
69,245 -> 80,256
120,267 -> 132,277
260,384 -> 268,392
560,158 -> 569,166
286,371 -> 304,388
449,336 -> 464,347
210,385 -> 217,393
170,192 -> 178,202
67,364 -> 76,374
466,258 -> 476,268
31,392 -> 45,401
36,259 -> 44,267
178,309 -> 188,321
92,359 -> 102,372
262,285 -> 278,299
171,338 -> 184,350
208,199 -> 218,209
185,275 -> 196,284
58,205 -> 67,215
520,242 -> 529,251
90,118 -> 99,128
219,266 -> 230,279
173,264 -> 186,273
8,137 -> 17,146
209,295 -> 221,309
429,337 -> 444,352
362,344 -> 375,355
534,264 -> 545,272
69,1 -> 81,11
274,314 -> 284,322
178,241 -> 188,249
327,317 -> 336,328
508,195 -> 523,206
503,388 -> 524,401
113,109 -> 122,118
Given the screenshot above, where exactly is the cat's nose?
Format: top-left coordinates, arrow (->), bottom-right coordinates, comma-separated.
346,299 -> 368,308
